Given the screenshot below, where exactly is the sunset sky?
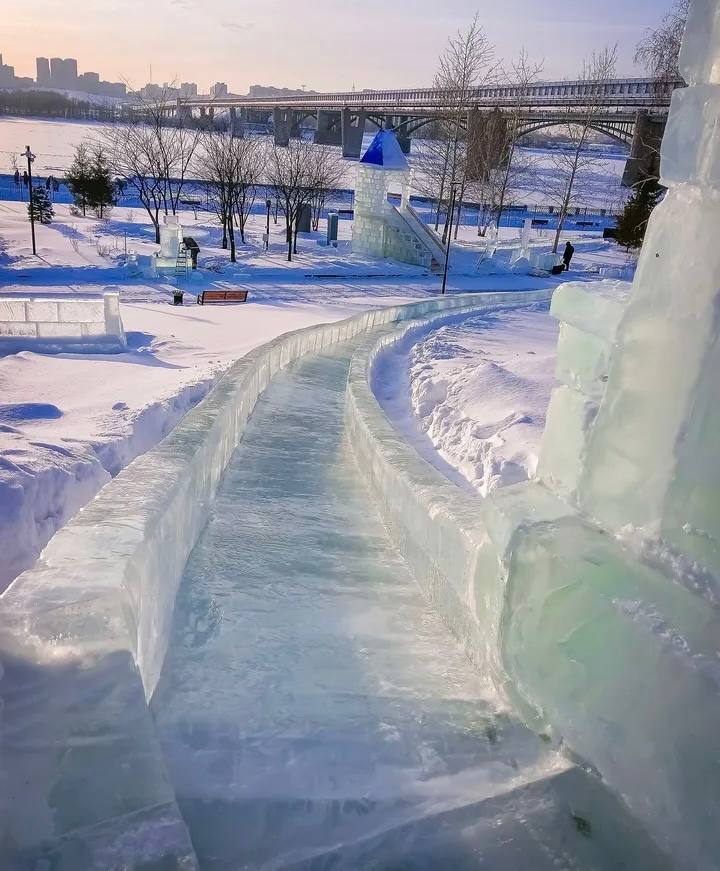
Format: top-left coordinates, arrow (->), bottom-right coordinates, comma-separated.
5,0 -> 672,93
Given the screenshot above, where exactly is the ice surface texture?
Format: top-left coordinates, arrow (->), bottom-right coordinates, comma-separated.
154,322 -> 668,871
0,292 -> 532,868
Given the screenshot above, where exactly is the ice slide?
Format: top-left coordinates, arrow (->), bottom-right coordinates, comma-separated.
152,330 -> 668,870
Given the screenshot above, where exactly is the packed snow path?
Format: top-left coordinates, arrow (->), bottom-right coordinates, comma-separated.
152,339 -> 668,870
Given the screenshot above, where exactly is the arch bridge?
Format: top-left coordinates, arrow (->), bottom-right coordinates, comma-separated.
161,77 -> 682,187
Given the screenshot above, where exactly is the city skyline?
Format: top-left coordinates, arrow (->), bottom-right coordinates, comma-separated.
5,0 -> 675,94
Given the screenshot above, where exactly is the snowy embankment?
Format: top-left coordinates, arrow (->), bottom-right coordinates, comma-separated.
374,303 -> 558,496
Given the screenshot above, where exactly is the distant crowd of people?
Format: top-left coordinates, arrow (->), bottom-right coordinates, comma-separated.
13,168 -> 60,195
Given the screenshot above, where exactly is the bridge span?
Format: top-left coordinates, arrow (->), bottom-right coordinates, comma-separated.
162,77 -> 683,186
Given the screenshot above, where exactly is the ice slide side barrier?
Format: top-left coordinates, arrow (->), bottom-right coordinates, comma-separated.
345,312 -> 720,870
0,291 -> 539,869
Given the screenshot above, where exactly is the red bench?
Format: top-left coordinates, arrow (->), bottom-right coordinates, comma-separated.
197,290 -> 249,305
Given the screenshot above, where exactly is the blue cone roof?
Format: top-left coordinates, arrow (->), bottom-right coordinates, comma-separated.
359,130 -> 409,171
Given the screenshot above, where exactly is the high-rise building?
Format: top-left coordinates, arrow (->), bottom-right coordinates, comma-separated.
78,71 -> 100,93
210,82 -> 228,98
49,57 -> 78,90
180,82 -> 198,98
0,53 -> 17,88
36,57 -> 50,87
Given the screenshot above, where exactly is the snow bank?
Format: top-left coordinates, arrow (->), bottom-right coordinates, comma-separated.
374,304 -> 558,496
0,292 -> 504,869
345,290 -> 561,688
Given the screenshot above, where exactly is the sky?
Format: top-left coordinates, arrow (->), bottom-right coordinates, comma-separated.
4,0 -> 674,94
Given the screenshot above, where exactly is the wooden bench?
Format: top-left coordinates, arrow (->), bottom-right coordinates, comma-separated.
197,290 -> 249,305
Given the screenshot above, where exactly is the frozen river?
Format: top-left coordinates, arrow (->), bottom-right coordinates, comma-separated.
151,336 -> 667,870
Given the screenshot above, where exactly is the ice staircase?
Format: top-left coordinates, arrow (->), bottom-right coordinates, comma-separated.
152,338 -> 670,870
379,204 -> 446,272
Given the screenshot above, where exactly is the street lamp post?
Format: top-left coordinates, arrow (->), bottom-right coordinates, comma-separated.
441,184 -> 458,295
23,145 -> 37,256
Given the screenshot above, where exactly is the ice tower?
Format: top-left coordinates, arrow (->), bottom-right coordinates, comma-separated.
510,1 -> 720,865
352,130 -> 445,268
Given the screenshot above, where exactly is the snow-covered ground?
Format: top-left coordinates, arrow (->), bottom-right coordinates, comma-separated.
0,163 -> 634,591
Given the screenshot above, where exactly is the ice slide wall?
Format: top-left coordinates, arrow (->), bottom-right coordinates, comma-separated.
347,314 -> 720,870
0,292 -> 539,869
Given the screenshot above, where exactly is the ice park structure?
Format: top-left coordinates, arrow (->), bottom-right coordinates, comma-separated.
1,2 -> 720,868
352,129 -> 447,269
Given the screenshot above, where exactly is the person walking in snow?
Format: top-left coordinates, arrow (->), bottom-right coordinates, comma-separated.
563,241 -> 575,271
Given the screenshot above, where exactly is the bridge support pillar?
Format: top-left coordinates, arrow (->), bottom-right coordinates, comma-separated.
315,110 -> 342,146
177,103 -> 193,127
384,115 -> 411,153
273,107 -> 292,147
229,107 -> 245,137
396,116 -> 412,154
622,111 -> 665,187
341,108 -> 367,159
466,108 -> 508,180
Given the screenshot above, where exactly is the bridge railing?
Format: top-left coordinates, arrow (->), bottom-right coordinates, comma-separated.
164,78 -> 683,112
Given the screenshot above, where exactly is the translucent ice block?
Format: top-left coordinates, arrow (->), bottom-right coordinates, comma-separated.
679,0 -> 720,84
661,85 -> 720,188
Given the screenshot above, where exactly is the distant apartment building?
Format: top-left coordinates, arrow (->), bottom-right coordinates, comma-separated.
78,71 -> 100,91
210,82 -> 228,98
248,84 -> 315,98
36,56 -> 51,86
0,53 -> 15,88
49,57 -> 78,90
180,82 -> 198,98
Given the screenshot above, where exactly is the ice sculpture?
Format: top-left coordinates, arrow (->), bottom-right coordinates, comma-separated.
352,130 -> 446,268
509,1 -> 720,865
153,214 -> 190,273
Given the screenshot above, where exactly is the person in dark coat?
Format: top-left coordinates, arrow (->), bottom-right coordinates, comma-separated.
563,241 -> 575,271
13,169 -> 19,187
22,170 -> 28,187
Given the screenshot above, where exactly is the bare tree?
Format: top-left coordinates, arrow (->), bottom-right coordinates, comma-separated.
267,139 -> 340,261
412,125 -> 455,230
101,87 -> 202,243
544,46 -> 618,253
635,0 -> 689,82
308,146 -> 345,232
231,138 -> 266,245
197,132 -> 265,262
488,49 -> 545,231
431,15 -> 500,239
